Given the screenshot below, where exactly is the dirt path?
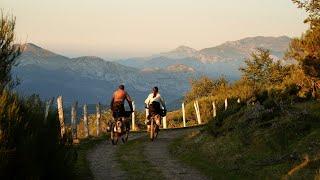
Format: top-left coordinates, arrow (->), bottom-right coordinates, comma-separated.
87,133 -> 143,180
144,129 -> 209,180
87,128 -> 208,180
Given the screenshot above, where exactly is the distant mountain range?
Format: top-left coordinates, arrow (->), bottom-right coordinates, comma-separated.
13,36 -> 291,110
117,36 -> 291,78
14,44 -> 195,109
199,36 -> 290,61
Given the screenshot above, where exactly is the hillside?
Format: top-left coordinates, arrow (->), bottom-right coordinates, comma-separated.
170,101 -> 320,179
159,45 -> 198,59
166,64 -> 195,73
140,64 -> 195,73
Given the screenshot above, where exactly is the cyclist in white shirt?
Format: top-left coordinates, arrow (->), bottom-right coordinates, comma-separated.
144,87 -> 166,131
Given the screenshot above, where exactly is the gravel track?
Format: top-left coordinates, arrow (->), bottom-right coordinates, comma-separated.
87,128 -> 208,180
144,129 -> 209,180
87,133 -> 143,180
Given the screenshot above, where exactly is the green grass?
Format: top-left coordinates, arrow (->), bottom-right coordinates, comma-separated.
116,136 -> 164,180
169,101 -> 320,179
169,132 -> 247,179
73,135 -> 108,180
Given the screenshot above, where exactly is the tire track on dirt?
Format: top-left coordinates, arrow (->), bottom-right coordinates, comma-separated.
144,129 -> 209,180
87,133 -> 143,180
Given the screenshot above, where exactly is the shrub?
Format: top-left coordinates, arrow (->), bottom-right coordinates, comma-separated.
0,91 -> 76,179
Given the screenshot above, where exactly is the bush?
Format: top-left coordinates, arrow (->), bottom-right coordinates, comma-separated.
0,91 -> 76,179
208,100 -> 244,137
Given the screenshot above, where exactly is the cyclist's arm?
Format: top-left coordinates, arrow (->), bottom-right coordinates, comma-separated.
144,94 -> 151,108
125,92 -> 134,112
110,93 -> 115,110
160,96 -> 166,110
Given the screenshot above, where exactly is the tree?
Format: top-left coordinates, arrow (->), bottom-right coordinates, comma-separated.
0,13 -> 21,92
241,48 -> 270,88
292,0 -> 320,28
268,60 -> 290,85
240,48 -> 289,90
185,76 -> 228,102
287,0 -> 320,97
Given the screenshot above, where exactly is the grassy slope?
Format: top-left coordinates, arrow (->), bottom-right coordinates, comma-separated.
169,101 -> 320,179
116,136 -> 164,180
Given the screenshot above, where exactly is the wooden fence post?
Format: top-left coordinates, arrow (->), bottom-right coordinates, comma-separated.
196,100 -> 202,124
193,101 -> 197,123
163,115 -> 167,129
194,100 -> 201,124
96,103 -> 101,136
132,101 -> 136,131
57,96 -> 65,137
182,103 -> 186,127
237,98 -> 241,104
44,98 -> 53,123
71,101 -> 78,139
83,104 -> 89,138
225,98 -> 228,111
212,101 -> 216,118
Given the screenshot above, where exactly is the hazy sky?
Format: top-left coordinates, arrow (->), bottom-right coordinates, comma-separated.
3,0 -> 307,59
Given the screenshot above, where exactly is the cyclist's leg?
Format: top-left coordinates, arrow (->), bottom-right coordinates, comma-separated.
154,114 -> 161,133
112,117 -> 117,132
124,117 -> 130,131
155,114 -> 161,126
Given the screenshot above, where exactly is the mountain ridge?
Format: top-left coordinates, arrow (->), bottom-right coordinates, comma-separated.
14,35 -> 291,109
14,44 -> 196,108
119,35 -> 291,67
199,35 -> 291,61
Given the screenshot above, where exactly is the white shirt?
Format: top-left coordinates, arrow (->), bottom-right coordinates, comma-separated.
145,93 -> 166,109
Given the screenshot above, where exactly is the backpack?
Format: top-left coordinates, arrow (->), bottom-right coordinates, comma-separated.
149,101 -> 161,115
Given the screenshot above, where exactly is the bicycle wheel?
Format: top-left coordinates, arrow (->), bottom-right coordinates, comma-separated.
111,123 -> 118,145
154,124 -> 159,139
125,129 -> 129,142
124,119 -> 129,143
112,133 -> 118,145
121,129 -> 129,144
110,123 -> 114,141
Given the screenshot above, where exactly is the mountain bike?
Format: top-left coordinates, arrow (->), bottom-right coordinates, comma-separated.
145,104 -> 166,141
110,111 -> 131,145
